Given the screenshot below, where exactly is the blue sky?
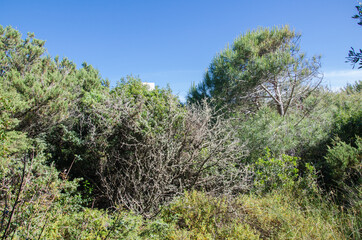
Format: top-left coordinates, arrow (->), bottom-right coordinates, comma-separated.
1,0 -> 362,101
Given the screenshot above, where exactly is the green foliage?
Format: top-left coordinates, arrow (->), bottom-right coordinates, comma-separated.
239,192 -> 346,240
0,25 -> 45,77
347,48 -> 362,69
234,87 -> 361,204
0,95 -> 12,158
1,24 -> 361,239
325,137 -> 362,183
324,137 -> 361,207
161,191 -> 261,239
40,208 -> 143,240
0,143 -> 83,239
0,25 -> 108,137
235,89 -> 332,163
188,26 -> 321,116
303,89 -> 362,202
45,77 -> 186,210
254,148 -> 299,191
346,2 -> 362,68
332,105 -> 362,146
45,75 -> 247,214
343,80 -> 362,94
160,190 -> 344,239
253,148 -> 318,195
353,2 -> 362,25
112,76 -> 184,135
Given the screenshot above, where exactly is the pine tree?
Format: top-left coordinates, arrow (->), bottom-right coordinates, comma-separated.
187,26 -> 322,116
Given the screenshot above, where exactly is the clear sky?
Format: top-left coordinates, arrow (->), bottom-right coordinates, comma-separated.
1,0 -> 362,101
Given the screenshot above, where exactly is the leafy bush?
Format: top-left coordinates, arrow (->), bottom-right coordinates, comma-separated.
161,190 -> 344,239
324,137 -> 361,206
253,148 -> 318,194
305,90 -> 362,203
161,191 -> 261,239
41,208 -> 145,240
0,144 -> 82,239
325,137 -> 361,184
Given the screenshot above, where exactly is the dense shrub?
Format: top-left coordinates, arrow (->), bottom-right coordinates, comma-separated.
325,137 -> 361,186
46,77 -> 250,214
234,89 -> 333,163
323,137 -> 361,207
302,89 -> 362,203
253,148 -> 318,195
0,144 -> 82,239
1,24 -> 361,239
160,190 -> 344,239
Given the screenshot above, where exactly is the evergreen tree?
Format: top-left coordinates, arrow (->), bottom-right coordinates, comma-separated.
187,26 -> 322,116
0,25 -> 109,136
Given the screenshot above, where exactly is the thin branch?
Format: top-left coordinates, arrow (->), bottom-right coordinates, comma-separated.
1,157 -> 27,239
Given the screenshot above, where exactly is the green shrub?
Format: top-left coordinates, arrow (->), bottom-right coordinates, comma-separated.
234,96 -> 333,164
41,208 -> 145,240
0,145 -> 82,239
331,96 -> 362,146
161,191 -> 260,239
325,137 -> 361,184
160,190 -> 344,239
253,148 -> 318,195
239,192 -> 344,239
324,136 -> 361,206
253,148 -> 299,192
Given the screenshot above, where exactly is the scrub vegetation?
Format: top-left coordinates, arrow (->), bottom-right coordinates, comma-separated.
0,21 -> 361,239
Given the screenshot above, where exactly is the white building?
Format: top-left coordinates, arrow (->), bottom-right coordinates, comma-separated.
143,82 -> 155,90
